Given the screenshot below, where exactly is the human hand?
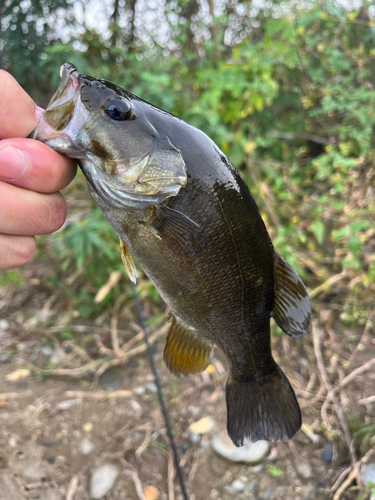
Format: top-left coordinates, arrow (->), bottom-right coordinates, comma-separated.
0,70 -> 77,270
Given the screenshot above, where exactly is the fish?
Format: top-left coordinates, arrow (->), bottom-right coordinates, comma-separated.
34,62 -> 311,446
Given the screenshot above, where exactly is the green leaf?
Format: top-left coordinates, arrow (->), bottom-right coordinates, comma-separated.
310,220 -> 325,245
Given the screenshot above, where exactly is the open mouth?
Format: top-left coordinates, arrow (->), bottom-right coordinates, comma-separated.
33,62 -> 90,156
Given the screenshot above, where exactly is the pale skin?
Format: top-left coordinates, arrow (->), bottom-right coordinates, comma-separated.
0,70 -> 77,270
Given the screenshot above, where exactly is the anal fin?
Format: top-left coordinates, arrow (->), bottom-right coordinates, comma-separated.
119,238 -> 138,284
164,316 -> 212,377
273,251 -> 311,337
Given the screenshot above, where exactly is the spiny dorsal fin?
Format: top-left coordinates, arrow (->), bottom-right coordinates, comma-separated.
164,316 -> 213,377
119,238 -> 138,284
273,251 -> 311,337
151,204 -> 208,258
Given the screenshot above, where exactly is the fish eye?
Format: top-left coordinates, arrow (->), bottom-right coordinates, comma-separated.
104,99 -> 132,121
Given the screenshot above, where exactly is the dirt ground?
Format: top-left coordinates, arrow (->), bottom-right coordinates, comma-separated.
0,187 -> 374,500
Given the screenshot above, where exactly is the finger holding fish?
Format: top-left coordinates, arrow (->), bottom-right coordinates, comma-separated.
0,70 -> 77,270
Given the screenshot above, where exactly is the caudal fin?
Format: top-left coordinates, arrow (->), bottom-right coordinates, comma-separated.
226,366 -> 301,447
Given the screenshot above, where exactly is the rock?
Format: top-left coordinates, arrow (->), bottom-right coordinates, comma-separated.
187,431 -> 200,443
41,345 -> 54,357
246,480 -> 258,491
143,485 -> 160,500
78,438 -> 95,456
133,385 -> 146,395
23,466 -> 46,479
321,443 -> 333,463
0,353 -> 11,364
0,319 -> 9,331
98,370 -> 122,390
90,463 -> 119,499
144,382 -> 157,393
211,432 -> 270,464
188,417 -> 215,435
363,462 -> 375,500
129,399 -> 142,413
251,464 -> 265,473
231,479 -> 245,492
296,461 -> 313,480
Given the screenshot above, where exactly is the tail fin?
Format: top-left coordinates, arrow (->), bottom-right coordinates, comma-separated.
226,366 -> 301,447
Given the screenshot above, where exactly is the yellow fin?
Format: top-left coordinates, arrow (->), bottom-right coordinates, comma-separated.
164,316 -> 212,377
119,238 -> 138,284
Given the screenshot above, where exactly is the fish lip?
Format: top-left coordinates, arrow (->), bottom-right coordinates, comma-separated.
33,62 -> 90,157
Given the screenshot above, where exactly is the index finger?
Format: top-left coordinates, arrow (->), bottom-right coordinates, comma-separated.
0,70 -> 41,139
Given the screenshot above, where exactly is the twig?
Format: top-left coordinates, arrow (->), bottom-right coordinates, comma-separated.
168,450 -> 175,500
36,324 -> 167,381
323,357 -> 375,412
348,310 -> 375,364
358,395 -> 375,405
119,458 -> 145,500
92,324 -> 169,386
135,426 -> 152,461
64,390 -> 133,399
312,322 -> 357,467
111,293 -> 126,355
308,271 -> 347,299
332,448 -> 375,500
66,254 -> 95,286
266,130 -> 333,145
66,475 -> 79,500
329,466 -> 351,494
0,390 -> 32,403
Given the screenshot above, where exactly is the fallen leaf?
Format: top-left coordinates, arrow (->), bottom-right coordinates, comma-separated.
188,416 -> 215,435
5,369 -> 30,381
143,485 -> 160,500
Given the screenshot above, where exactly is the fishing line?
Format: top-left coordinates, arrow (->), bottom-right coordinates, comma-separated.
130,280 -> 189,500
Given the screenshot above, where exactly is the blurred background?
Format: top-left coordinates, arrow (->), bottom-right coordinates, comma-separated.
0,1 -> 375,499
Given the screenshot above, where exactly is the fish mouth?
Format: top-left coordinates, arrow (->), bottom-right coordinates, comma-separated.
33,62 -> 90,157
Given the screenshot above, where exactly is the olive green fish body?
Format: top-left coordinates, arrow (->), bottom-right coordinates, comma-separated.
35,63 -> 311,446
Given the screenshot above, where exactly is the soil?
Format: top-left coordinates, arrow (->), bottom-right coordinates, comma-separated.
0,189 -> 374,500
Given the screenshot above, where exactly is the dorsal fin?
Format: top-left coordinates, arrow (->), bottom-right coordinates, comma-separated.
119,238 -> 138,284
164,316 -> 213,377
273,251 -> 311,337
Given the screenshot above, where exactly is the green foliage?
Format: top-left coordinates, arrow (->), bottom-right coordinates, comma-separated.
266,464 -> 284,478
0,269 -> 23,288
52,204 -> 119,270
2,0 -> 374,328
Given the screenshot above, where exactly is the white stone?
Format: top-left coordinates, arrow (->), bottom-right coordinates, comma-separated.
211,433 -> 270,464
90,463 -> 119,499
363,463 -> 375,500
231,479 -> 245,492
0,319 -> 9,331
78,438 -> 95,456
296,461 -> 313,479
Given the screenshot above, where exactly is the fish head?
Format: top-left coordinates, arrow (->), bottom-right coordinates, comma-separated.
34,62 -> 187,209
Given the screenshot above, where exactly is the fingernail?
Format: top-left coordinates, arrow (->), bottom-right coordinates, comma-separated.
34,105 -> 44,122
0,146 -> 29,181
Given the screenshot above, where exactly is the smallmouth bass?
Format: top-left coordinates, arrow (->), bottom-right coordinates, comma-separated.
34,63 -> 311,446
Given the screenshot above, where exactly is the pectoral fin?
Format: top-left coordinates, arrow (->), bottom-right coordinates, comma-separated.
273,251 -> 311,337
164,316 -> 213,377
151,204 -> 207,258
119,238 -> 138,284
